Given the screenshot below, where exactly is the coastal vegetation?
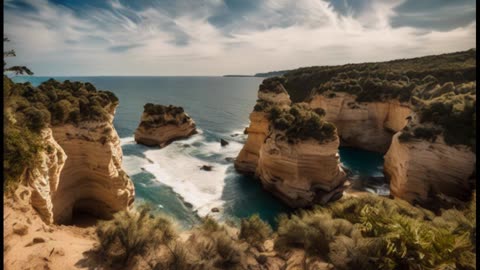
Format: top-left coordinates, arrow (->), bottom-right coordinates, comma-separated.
276,49 -> 475,103
262,49 -> 476,147
139,103 -> 192,128
268,103 -> 336,143
274,194 -> 475,270
93,194 -> 476,270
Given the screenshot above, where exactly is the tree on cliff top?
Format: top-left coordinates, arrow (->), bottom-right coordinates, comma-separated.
3,36 -> 33,76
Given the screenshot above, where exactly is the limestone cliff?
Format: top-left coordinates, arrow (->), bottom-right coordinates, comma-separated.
235,88 -> 290,174
257,130 -> 347,207
309,92 -> 413,153
134,104 -> 197,147
235,79 -> 347,207
385,131 -> 475,208
24,109 -> 134,225
51,117 -> 135,224
26,128 -> 66,225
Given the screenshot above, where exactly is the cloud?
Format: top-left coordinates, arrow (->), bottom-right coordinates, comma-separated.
108,44 -> 144,53
3,0 -> 476,75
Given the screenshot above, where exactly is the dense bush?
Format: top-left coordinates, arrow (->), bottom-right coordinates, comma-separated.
239,214 -> 272,246
415,82 -> 476,147
96,204 -> 177,265
3,125 -> 43,190
140,103 -> 191,128
258,76 -> 287,93
268,103 -> 336,143
91,194 -> 475,270
274,194 -> 476,270
274,49 -> 475,102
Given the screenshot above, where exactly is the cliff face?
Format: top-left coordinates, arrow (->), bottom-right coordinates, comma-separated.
234,111 -> 270,174
309,92 -> 413,153
235,82 -> 347,207
26,109 -> 134,225
134,104 -> 197,147
257,131 -> 346,207
27,129 -> 66,225
235,90 -> 291,174
385,132 -> 475,206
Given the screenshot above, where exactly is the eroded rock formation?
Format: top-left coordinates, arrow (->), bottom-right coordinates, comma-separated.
235,80 -> 347,207
27,129 -> 66,225
26,108 -> 134,225
309,92 -> 412,153
385,130 -> 475,208
51,118 -> 135,224
135,104 -> 197,147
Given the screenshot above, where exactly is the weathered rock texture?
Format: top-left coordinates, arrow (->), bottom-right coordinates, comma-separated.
134,104 -> 197,147
25,108 -> 134,225
27,129 -> 66,225
385,132 -> 476,207
235,90 -> 291,174
51,119 -> 135,224
257,131 -> 347,207
235,85 -> 347,207
309,92 -> 413,153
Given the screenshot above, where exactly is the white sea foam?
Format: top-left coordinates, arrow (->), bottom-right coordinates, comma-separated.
120,136 -> 135,145
121,131 -> 243,217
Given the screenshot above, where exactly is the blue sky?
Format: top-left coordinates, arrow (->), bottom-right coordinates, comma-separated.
3,0 -> 476,76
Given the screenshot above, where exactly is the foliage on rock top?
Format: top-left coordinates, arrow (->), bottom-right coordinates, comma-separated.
273,49 -> 475,103
140,103 -> 193,128
268,103 -> 336,144
258,49 -> 476,147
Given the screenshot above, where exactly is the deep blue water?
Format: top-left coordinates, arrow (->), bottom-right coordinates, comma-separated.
12,76 -> 386,228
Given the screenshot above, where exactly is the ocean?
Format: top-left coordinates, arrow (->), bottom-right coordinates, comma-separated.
12,76 -> 386,228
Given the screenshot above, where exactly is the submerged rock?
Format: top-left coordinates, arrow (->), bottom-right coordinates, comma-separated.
225,157 -> 235,162
220,139 -> 229,146
211,207 -> 220,213
200,165 -> 213,171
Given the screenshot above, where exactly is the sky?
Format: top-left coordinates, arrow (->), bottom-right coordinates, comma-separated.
3,0 -> 477,76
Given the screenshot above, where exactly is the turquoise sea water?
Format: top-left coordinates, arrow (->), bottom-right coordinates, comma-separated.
13,76 -> 386,228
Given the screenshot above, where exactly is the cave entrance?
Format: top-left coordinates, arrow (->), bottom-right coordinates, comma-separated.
68,198 -> 111,228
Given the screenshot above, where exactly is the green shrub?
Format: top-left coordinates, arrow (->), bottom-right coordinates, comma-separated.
268,104 -> 336,143
23,106 -> 50,132
275,194 -> 475,270
96,203 -> 177,266
51,99 -> 72,124
140,103 -> 191,128
3,126 -> 43,190
239,214 -> 272,246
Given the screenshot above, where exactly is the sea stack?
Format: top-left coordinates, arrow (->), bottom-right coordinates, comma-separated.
235,77 -> 347,207
134,103 -> 197,147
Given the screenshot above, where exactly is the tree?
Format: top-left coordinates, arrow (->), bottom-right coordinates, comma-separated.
3,36 -> 34,75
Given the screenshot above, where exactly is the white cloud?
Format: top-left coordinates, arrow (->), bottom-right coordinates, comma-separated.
3,0 -> 476,75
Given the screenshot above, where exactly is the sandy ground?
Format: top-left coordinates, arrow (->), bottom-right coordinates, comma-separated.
3,193 -> 98,270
